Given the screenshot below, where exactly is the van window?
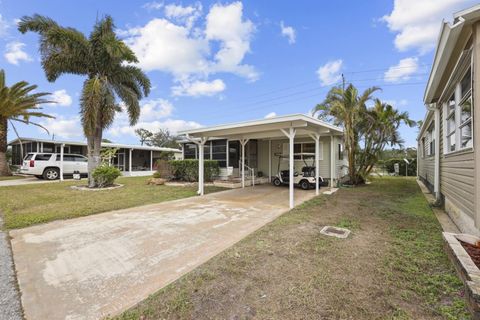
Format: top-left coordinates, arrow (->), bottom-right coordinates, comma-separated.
24,153 -> 34,160
35,154 -> 53,161
74,156 -> 88,162
56,155 -> 76,161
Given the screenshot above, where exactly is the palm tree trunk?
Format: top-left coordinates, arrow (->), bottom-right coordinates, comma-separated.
87,119 -> 103,187
0,116 -> 12,176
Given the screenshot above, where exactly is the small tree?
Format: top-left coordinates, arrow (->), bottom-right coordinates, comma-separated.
135,128 -> 153,146
147,128 -> 179,149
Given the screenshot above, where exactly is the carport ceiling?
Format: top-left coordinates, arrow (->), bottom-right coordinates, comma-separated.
179,114 -> 343,140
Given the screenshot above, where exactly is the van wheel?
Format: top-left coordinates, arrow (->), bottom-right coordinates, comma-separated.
300,180 -> 310,190
43,168 -> 60,180
273,178 -> 282,187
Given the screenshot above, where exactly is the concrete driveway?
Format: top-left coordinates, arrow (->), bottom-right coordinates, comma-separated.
10,185 -> 316,320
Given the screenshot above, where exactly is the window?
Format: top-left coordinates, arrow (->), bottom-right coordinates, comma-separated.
421,137 -> 426,158
75,156 -> 88,162
70,145 -> 83,155
211,140 -> 227,167
183,143 -> 197,159
338,144 -> 344,160
284,142 -> 322,160
43,143 -> 54,153
35,154 -> 53,161
444,67 -> 473,153
427,123 -> 435,156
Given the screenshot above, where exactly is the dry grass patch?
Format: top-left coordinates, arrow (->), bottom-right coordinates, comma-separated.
114,177 -> 469,320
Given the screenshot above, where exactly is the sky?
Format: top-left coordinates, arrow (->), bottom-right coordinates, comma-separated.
0,0 -> 477,147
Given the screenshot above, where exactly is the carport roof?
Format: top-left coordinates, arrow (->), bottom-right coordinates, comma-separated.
178,114 -> 343,140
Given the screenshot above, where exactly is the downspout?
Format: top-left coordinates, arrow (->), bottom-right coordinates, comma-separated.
426,103 -> 441,202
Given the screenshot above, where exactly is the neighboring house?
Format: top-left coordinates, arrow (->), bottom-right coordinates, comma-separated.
8,137 -> 182,176
178,114 -> 346,208
418,4 -> 480,235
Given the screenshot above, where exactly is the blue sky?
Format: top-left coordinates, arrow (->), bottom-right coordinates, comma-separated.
0,0 -> 476,147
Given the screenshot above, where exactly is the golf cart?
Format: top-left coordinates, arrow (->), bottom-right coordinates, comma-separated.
272,154 -> 325,190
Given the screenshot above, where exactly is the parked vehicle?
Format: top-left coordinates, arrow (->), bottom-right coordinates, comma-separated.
272,155 -> 325,190
20,153 -> 88,180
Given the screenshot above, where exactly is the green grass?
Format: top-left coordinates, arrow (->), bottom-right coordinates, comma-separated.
0,175 -> 26,181
0,176 -> 224,229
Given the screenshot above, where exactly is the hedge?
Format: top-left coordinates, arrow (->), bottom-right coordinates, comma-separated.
380,158 -> 417,176
168,160 -> 220,182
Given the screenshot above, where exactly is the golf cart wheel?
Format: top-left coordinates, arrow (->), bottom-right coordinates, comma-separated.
300,180 -> 310,190
43,168 -> 59,180
272,178 -> 282,187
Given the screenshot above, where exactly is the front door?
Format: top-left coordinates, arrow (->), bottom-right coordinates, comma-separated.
228,141 -> 240,168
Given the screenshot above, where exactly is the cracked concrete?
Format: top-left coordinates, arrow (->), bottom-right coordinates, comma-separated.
10,185 -> 315,320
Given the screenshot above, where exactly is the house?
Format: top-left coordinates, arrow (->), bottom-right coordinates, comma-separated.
8,137 -> 182,176
178,114 -> 346,208
417,4 -> 480,235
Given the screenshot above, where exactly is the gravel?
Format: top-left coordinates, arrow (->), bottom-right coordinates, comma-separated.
0,215 -> 23,320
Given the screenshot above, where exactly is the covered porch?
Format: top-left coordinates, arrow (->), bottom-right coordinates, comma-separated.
179,114 -> 344,209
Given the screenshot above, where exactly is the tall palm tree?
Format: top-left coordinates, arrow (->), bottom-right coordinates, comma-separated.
0,69 -> 53,176
312,84 -> 379,184
18,15 -> 151,187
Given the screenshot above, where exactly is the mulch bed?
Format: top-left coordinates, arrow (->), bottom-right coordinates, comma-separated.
460,240 -> 480,269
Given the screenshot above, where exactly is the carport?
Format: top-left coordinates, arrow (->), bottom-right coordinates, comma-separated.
179,114 -> 344,208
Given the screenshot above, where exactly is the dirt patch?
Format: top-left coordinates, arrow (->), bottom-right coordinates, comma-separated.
460,240 -> 480,268
115,178 -> 469,320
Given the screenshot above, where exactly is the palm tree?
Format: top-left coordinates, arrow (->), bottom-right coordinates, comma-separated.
357,99 -> 414,178
312,84 -> 379,184
18,15 -> 151,187
0,69 -> 53,176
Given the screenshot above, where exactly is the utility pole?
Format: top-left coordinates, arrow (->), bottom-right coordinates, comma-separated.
342,73 -> 345,92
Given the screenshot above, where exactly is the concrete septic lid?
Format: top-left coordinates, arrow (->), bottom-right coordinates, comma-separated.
320,226 -> 351,239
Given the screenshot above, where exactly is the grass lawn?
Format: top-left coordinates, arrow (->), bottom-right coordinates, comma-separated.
0,176 -> 223,229
115,177 -> 469,320
0,175 -> 26,181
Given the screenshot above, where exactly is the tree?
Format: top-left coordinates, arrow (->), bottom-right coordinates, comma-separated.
355,99 -> 415,178
313,84 -> 379,184
147,128 -> 179,149
0,69 -> 53,176
313,84 -> 414,184
135,128 -> 153,146
19,15 -> 151,187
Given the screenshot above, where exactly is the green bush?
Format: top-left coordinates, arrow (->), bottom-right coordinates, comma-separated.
168,160 -> 220,182
92,165 -> 122,187
382,158 -> 417,176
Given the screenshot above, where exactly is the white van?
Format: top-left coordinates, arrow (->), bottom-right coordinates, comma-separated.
20,153 -> 88,180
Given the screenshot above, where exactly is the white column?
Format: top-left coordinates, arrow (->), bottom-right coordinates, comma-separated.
330,135 -> 335,187
150,150 -> 153,171
310,133 -> 320,196
434,106 -> 440,200
226,140 -> 229,167
240,139 -> 249,188
268,140 -> 272,182
129,149 -> 132,173
199,142 -> 204,195
281,128 -> 296,209
60,143 -> 64,181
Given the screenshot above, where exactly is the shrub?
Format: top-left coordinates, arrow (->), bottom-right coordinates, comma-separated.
92,165 -> 121,187
152,171 -> 162,178
382,158 -> 417,176
168,160 -> 219,182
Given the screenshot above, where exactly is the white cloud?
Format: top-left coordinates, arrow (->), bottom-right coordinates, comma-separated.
107,99 -> 202,138
164,2 -> 202,30
205,2 -> 258,81
316,59 -> 343,86
280,21 -> 296,44
172,79 -> 226,97
40,116 -> 83,139
4,41 -> 32,65
124,1 -> 258,94
264,112 -> 277,119
143,1 -> 163,10
0,14 -> 9,36
384,57 -> 419,83
47,90 -> 73,107
381,0 -> 476,53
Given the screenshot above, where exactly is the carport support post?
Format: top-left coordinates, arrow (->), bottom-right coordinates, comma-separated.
281,128 -> 296,209
309,133 -> 320,196
197,137 -> 208,195
330,135 -> 335,187
268,140 -> 272,182
240,139 -> 249,188
129,149 -> 132,173
60,143 -> 64,181
150,150 -> 153,171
